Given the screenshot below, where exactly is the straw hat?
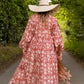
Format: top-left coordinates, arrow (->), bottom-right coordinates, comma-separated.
28,0 -> 60,13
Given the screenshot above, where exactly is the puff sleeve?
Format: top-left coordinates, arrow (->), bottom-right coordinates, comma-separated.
52,18 -> 64,60
19,15 -> 35,52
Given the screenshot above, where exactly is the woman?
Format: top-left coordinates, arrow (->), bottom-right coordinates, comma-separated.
8,0 -> 72,84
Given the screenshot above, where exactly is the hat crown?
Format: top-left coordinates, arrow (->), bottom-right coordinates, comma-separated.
39,0 -> 52,6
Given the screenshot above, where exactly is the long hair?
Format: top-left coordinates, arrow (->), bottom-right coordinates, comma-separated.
36,4 -> 60,27
37,6 -> 59,27
37,11 -> 50,27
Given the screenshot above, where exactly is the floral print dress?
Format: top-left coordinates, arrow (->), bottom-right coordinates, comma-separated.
8,14 -> 64,84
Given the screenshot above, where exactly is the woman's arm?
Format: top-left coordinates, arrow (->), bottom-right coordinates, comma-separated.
19,15 -> 36,53
57,44 -> 62,60
52,18 -> 64,60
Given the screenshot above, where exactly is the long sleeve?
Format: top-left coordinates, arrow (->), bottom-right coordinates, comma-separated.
52,18 -> 64,60
19,15 -> 36,52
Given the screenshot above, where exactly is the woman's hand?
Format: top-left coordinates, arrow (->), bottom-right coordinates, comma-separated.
22,42 -> 30,57
58,55 -> 62,61
57,44 -> 62,61
23,50 -> 27,56
58,51 -> 62,61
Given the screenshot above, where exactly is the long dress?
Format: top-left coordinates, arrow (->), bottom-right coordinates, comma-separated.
8,14 -> 64,84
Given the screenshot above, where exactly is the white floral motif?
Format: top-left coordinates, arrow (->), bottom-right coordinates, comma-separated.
8,14 -> 64,84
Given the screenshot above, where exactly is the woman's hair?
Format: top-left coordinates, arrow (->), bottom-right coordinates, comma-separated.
36,4 -> 60,27
37,11 -> 50,27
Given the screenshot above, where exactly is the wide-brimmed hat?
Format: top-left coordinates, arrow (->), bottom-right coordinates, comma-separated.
28,0 -> 60,13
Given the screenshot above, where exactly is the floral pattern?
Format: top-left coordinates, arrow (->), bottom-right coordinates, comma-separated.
8,14 -> 64,84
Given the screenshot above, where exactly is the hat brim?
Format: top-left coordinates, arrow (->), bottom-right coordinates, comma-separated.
28,4 -> 60,12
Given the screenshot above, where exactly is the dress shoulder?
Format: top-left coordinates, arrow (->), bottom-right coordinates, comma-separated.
29,14 -> 38,23
49,15 -> 58,24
